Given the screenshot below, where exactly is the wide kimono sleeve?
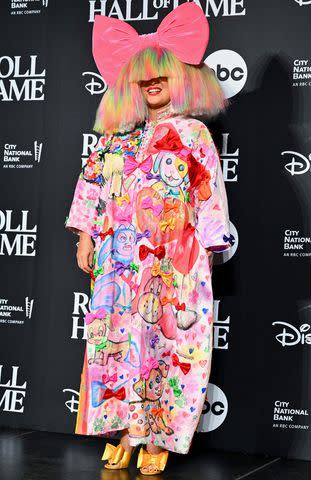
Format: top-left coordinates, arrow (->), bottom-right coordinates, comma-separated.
65,133 -> 112,236
192,123 -> 233,253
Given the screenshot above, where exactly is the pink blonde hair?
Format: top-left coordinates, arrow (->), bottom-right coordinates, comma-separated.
93,46 -> 229,135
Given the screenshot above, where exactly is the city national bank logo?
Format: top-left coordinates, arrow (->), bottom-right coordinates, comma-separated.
272,400 -> 309,431
3,141 -> 43,169
283,229 -> 311,258
0,365 -> 27,413
88,0 -> 246,22
0,210 -> 37,257
82,71 -> 107,95
282,150 -> 311,174
0,297 -> 34,325
292,59 -> 311,88
196,383 -> 228,432
0,56 -> 46,102
10,0 -> 48,16
205,49 -> 247,98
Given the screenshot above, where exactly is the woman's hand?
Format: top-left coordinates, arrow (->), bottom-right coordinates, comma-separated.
76,231 -> 94,274
206,249 -> 214,272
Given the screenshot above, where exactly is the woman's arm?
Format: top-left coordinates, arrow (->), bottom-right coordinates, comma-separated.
65,134 -> 111,236
192,123 -> 233,254
65,133 -> 112,273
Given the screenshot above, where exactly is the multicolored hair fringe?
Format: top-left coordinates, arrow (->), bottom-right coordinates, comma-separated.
93,47 -> 229,135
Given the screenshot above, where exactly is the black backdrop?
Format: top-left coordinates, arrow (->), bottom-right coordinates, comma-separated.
0,0 -> 311,462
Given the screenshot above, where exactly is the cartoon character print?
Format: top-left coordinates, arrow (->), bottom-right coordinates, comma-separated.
128,360 -> 174,438
85,312 -> 129,366
146,122 -> 190,200
176,307 -> 198,331
95,223 -> 136,265
100,131 -> 139,199
132,267 -> 177,340
91,224 -> 136,312
138,276 -> 163,325
153,151 -> 189,190
102,153 -> 124,198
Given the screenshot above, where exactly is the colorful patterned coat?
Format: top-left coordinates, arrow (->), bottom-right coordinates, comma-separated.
65,112 -> 233,454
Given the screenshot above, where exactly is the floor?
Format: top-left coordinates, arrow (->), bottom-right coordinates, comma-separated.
0,427 -> 310,480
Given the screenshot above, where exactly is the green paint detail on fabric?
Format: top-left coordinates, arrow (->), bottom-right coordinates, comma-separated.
95,336 -> 108,351
168,377 -> 182,397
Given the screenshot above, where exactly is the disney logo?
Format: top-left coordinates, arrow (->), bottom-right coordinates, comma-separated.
281,151 -> 311,175
82,72 -> 107,95
272,321 -> 311,347
63,388 -> 79,412
294,0 -> 311,5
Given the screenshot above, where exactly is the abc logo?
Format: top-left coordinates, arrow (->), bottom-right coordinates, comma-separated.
205,49 -> 248,98
197,383 -> 228,432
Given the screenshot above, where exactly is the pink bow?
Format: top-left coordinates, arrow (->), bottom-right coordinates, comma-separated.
93,3 -> 209,88
141,357 -> 159,379
141,197 -> 163,216
124,155 -> 153,176
102,372 -> 118,384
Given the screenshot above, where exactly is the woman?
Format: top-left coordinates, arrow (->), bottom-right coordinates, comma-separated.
65,3 -> 233,475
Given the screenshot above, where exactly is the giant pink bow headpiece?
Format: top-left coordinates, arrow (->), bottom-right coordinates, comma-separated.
93,3 -> 209,88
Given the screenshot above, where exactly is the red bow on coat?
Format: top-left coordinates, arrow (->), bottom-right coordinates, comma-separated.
100,227 -> 114,240
139,245 -> 166,261
153,127 -> 191,158
101,386 -> 126,401
171,353 -> 191,375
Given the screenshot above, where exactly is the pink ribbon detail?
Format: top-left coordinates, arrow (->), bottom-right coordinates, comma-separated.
102,372 -> 118,384
140,357 -> 159,379
124,155 -> 153,176
141,197 -> 163,216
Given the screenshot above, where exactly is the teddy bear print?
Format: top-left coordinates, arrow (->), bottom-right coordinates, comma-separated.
129,360 -> 174,437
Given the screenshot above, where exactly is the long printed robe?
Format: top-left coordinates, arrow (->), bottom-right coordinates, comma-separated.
65,112 -> 233,454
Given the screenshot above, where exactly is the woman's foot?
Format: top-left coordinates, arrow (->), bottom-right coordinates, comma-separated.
104,430 -> 134,469
139,444 -> 166,475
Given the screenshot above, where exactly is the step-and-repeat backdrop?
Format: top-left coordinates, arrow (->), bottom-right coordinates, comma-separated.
0,0 -> 310,462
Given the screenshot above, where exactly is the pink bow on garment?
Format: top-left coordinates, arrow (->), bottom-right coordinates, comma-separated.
140,357 -> 159,380
141,197 -> 163,216
102,372 -> 118,384
92,3 -> 210,88
124,155 -> 153,176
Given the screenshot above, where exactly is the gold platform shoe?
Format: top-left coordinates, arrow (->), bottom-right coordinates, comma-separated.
102,442 -> 135,469
137,446 -> 169,475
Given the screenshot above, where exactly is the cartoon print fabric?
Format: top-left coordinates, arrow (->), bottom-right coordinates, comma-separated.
65,113 -> 233,454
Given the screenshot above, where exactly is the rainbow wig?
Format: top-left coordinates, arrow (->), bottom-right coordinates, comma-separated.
93,46 -> 229,135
